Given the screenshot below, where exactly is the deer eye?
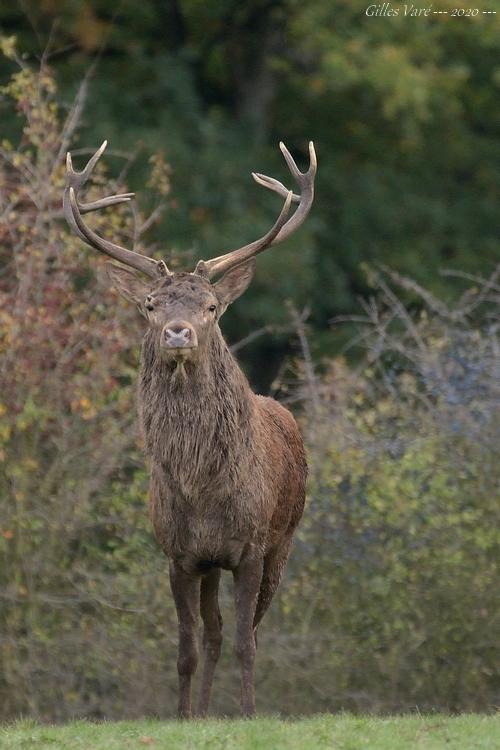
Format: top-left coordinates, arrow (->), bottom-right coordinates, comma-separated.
208,304 -> 217,313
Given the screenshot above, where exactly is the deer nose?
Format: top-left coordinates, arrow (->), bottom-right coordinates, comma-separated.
162,320 -> 197,349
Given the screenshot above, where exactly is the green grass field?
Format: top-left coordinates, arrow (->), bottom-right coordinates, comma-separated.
1,715 -> 499,750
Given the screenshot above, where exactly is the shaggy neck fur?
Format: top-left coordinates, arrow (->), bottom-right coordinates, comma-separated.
138,326 -> 255,496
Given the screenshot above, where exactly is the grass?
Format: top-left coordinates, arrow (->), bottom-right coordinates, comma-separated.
0,715 -> 499,750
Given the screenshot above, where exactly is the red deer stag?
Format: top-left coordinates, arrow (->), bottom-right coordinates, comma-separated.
63,140 -> 316,718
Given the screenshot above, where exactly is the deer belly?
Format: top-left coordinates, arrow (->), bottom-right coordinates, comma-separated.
174,537 -> 248,575
150,492 -> 260,572
171,523 -> 249,574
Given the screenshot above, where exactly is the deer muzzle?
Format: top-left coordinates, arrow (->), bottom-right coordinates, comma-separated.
161,320 -> 198,356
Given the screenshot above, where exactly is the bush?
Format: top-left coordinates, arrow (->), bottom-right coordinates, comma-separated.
0,52 -> 180,719
262,269 -> 499,713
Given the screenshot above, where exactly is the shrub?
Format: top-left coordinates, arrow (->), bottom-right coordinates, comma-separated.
0,49 -> 180,719
262,268 -> 499,713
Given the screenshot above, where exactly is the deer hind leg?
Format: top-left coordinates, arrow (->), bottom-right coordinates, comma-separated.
196,568 -> 223,717
253,537 -> 293,638
233,545 -> 264,717
169,561 -> 201,719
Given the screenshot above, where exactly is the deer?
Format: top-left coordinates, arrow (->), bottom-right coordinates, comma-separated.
63,139 -> 316,718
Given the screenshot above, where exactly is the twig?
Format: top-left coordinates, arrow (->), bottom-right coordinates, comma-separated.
287,302 -> 320,412
230,324 -> 278,353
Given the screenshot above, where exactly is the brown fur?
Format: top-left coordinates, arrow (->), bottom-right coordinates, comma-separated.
106,263 -> 307,717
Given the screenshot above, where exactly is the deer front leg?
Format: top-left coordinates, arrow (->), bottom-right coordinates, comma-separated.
169,561 -> 201,719
196,568 -> 223,717
233,545 -> 264,717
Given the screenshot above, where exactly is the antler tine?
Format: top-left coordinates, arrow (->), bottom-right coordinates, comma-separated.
253,141 -> 317,246
195,190 -> 293,279
194,141 -> 316,280
63,141 -> 169,279
65,142 -> 134,235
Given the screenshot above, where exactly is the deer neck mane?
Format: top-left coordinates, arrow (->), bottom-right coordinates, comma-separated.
138,327 -> 254,490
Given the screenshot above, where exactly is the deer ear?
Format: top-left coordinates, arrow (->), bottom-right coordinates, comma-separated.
105,262 -> 150,312
212,259 -> 256,313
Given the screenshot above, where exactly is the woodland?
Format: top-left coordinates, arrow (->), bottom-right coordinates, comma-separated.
0,0 -> 498,719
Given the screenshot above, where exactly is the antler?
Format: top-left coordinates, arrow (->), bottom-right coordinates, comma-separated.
63,141 -> 169,279
194,141 -> 316,280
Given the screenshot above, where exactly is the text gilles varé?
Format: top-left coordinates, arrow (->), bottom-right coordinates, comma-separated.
366,3 -> 434,16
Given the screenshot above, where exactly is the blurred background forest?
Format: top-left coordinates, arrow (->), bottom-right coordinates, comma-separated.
0,0 -> 499,720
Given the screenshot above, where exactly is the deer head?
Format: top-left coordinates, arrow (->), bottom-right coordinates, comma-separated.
63,140 -> 316,365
